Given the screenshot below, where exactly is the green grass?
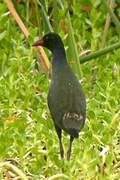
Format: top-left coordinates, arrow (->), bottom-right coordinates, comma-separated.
0,1 -> 120,179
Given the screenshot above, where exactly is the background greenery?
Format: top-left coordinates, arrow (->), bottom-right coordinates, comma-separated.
0,0 -> 120,179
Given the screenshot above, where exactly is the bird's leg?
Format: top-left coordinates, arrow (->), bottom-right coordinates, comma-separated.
54,124 -> 64,159
67,136 -> 74,161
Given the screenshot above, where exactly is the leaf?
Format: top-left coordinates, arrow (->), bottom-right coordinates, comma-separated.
0,31 -> 7,41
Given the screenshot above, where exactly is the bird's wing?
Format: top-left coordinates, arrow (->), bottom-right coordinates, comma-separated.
47,69 -> 86,131
62,77 -> 86,131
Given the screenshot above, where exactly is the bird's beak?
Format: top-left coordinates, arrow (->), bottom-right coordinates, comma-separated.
32,38 -> 44,47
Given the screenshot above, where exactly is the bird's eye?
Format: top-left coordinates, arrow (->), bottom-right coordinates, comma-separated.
45,36 -> 49,41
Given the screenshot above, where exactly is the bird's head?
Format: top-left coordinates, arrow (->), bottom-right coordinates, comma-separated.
32,33 -> 64,52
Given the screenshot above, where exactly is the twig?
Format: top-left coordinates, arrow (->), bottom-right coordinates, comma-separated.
100,0 -> 115,48
0,161 -> 27,180
80,41 -> 120,64
4,0 -> 29,38
37,48 -> 51,72
48,174 -> 70,180
4,0 -> 50,73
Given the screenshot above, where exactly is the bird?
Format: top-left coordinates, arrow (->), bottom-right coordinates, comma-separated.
32,33 -> 86,160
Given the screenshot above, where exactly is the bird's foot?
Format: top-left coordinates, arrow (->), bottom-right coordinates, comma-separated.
67,149 -> 71,161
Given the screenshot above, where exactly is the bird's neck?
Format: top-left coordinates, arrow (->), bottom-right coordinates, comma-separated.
52,48 -> 67,67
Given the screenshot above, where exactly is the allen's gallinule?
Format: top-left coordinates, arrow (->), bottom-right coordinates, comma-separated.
33,33 -> 86,160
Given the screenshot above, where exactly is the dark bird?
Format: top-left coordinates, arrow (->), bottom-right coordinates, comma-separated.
32,33 -> 86,160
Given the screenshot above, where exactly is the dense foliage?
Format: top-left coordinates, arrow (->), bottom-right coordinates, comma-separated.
0,0 -> 120,179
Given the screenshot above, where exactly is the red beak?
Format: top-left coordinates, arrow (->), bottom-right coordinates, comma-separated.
32,38 -> 44,47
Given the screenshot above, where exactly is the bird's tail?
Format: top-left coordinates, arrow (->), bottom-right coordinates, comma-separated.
62,112 -> 85,137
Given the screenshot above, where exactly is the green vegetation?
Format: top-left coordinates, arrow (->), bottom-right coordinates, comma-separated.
0,0 -> 120,179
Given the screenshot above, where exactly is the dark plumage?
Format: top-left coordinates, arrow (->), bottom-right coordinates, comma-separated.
32,33 -> 86,160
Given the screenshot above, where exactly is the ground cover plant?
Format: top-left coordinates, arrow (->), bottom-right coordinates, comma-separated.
0,0 -> 120,179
